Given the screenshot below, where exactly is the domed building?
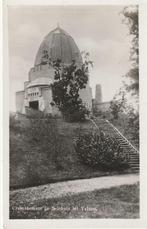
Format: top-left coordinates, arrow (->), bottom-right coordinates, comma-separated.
16,26 -> 92,115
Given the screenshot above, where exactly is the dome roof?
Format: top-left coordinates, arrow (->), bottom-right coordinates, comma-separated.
34,26 -> 82,66
27,77 -> 52,88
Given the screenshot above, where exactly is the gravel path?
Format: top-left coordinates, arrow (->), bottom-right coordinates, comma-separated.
10,174 -> 139,203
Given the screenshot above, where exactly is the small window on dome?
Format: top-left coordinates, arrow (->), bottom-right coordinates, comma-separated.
41,49 -> 49,65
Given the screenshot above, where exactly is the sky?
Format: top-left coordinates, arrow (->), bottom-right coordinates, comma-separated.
8,5 -> 132,111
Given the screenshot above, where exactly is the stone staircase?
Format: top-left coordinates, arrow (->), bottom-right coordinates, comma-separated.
91,117 -> 139,173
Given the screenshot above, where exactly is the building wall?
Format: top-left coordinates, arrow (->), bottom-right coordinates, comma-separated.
94,101 -> 110,112
16,62 -> 92,115
95,84 -> 102,103
41,87 -> 61,116
41,87 -> 53,114
79,84 -> 92,111
24,81 -> 29,90
15,91 -> 25,113
28,65 -> 54,82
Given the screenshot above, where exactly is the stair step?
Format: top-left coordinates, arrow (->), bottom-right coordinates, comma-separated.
131,166 -> 139,168
93,118 -> 139,169
130,152 -> 139,157
130,158 -> 139,160
131,168 -> 139,170
130,158 -> 139,161
130,154 -> 139,156
130,165 -> 139,168
130,160 -> 139,162
131,162 -> 139,164
130,162 -> 139,164
131,163 -> 139,165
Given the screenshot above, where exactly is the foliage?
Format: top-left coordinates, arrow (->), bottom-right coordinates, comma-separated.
108,106 -> 139,149
51,52 -> 92,122
122,6 -> 138,64
9,113 -> 21,133
127,108 -> 139,146
122,6 -> 139,95
75,131 -> 130,171
109,90 -> 127,120
92,104 -> 103,117
63,105 -> 90,122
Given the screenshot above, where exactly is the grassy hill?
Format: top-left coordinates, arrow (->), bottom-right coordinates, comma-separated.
10,113 -> 114,189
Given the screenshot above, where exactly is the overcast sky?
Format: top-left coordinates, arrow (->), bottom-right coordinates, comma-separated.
8,5 -> 132,111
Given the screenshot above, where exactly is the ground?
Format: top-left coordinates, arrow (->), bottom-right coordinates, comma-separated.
10,181 -> 139,219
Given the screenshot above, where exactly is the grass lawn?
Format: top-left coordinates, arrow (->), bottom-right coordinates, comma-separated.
10,182 -> 139,219
10,114 -> 116,189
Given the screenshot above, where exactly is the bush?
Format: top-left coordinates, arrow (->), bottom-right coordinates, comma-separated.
75,131 -> 130,171
127,110 -> 139,144
9,113 -> 21,133
64,105 -> 90,122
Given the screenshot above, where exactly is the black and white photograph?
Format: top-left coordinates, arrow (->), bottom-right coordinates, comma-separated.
7,2 -> 141,221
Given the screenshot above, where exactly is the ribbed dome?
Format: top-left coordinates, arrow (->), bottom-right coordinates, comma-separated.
34,27 -> 82,66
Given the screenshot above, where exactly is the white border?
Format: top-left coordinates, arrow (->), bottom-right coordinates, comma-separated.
5,0 -> 141,6
3,0 -> 147,228
0,0 -> 3,229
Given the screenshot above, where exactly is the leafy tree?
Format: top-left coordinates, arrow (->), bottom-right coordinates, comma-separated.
122,6 -> 139,95
126,107 -> 139,147
51,53 -> 92,122
110,90 -> 127,120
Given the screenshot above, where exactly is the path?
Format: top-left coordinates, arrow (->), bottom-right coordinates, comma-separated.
10,174 -> 139,203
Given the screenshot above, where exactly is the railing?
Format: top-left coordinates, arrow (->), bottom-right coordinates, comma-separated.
105,119 -> 139,154
90,117 -> 139,154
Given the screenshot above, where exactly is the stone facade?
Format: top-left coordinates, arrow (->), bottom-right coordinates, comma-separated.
16,26 -> 92,115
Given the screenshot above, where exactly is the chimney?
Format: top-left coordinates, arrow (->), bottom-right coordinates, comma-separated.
95,84 -> 102,103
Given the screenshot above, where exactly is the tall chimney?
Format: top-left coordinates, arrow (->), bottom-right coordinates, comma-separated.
95,84 -> 102,103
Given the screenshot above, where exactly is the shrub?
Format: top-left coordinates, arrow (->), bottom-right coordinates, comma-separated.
75,131 -> 130,171
64,105 -> 90,122
9,113 -> 21,133
127,110 -> 139,147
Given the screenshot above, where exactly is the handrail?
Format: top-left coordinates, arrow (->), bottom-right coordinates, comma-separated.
90,118 -> 100,130
105,119 -> 139,153
91,117 -> 139,154
90,118 -> 106,136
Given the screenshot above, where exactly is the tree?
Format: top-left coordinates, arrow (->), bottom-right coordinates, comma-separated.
51,53 -> 93,122
122,6 -> 139,95
110,90 -> 127,120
